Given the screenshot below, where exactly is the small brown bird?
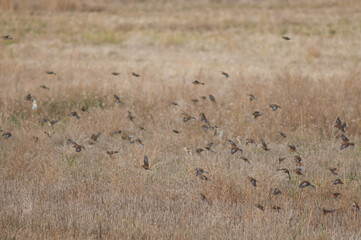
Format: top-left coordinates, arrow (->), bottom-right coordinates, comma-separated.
269,104 -> 281,111
299,180 -> 315,188
204,142 -> 214,153
322,208 -> 336,215
245,138 -> 257,146
329,167 -> 339,176
132,72 -> 140,77
107,151 -> 119,156
172,130 -> 180,134
184,146 -> 193,155
274,188 -> 282,195
295,168 -> 305,176
209,94 -> 216,102
353,201 -> 360,211
2,132 -> 12,139
200,113 -> 210,125
277,168 -> 291,180
46,71 -> 56,75
182,112 -> 196,122
333,192 -> 342,198
127,111 -> 135,121
196,148 -> 204,153
90,132 -> 101,144
68,139 -> 85,152
247,94 -> 256,101
260,139 -> 270,151
229,140 -> 243,154
113,94 -> 124,104
294,156 -> 303,166
248,176 -> 257,187
200,193 -> 207,202
192,80 -> 204,85
142,155 -> 150,170
111,130 -> 122,136
195,168 -> 208,176
278,157 -> 287,164
256,204 -> 265,211
111,72 -> 120,76
198,175 -> 210,181
241,156 -> 251,164
272,206 -> 282,211
278,131 -> 287,138
340,134 -> 354,150
25,93 -> 33,101
282,36 -> 291,40
334,179 -> 344,185
1,35 -> 13,40
68,111 -> 80,119
81,106 -> 89,113
191,99 -> 199,103
49,120 -> 58,126
171,102 -> 179,106
200,96 -> 207,100
288,144 -> 297,153
40,85 -> 50,90
253,111 -> 262,119
334,117 -> 346,132
221,71 -> 229,78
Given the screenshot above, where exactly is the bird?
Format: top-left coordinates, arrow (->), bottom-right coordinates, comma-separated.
131,72 -> 140,77
127,111 -> 135,121
248,176 -> 257,187
256,204 -> 265,211
25,93 -> 33,101
192,80 -> 204,85
340,134 -> 354,150
295,168 -> 305,176
2,132 -> 12,139
107,151 -> 119,156
209,95 -> 216,102
200,96 -> 207,100
68,111 -> 80,119
353,201 -> 360,211
49,120 -> 58,126
110,130 -> 122,136
329,168 -> 339,176
247,94 -> 256,101
278,131 -> 287,138
282,36 -> 291,40
245,138 -> 257,146
191,99 -> 199,103
200,113 -> 210,125
67,139 -> 85,152
253,111 -> 262,119
260,139 -> 270,151
172,130 -> 180,134
142,155 -> 150,170
1,35 -> 13,40
111,72 -> 120,76
333,193 -> 342,198
171,102 -> 179,106
334,179 -> 344,185
277,168 -> 291,180
322,208 -> 336,215
204,142 -> 214,153
272,206 -> 282,211
278,157 -> 287,164
113,94 -> 124,104
40,85 -> 50,90
198,175 -> 210,181
299,180 -> 315,188
183,147 -> 193,155
182,112 -> 196,122
334,117 -> 346,132
294,156 -> 303,166
241,156 -> 251,164
196,148 -> 204,153
200,194 -> 207,202
274,188 -> 282,195
195,168 -> 208,176
268,104 -> 281,111
221,71 -> 229,78
288,144 -> 297,153
228,140 -> 243,154
90,132 -> 101,144
46,71 -> 56,75
81,106 -> 89,113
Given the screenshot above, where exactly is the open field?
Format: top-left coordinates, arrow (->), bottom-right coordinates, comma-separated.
1,0 -> 361,239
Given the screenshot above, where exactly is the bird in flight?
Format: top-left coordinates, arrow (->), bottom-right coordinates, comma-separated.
299,180 -> 315,188
192,80 -> 204,85
132,72 -> 140,77
253,111 -> 262,119
142,155 -> 150,170
340,134 -> 354,150
260,139 -> 270,151
268,104 -> 281,111
68,139 -> 85,152
221,71 -> 229,78
46,71 -> 56,75
2,132 -> 12,139
113,94 -> 124,104
40,85 -> 50,90
1,35 -> 13,40
247,94 -> 256,101
228,140 -> 243,154
68,111 -> 80,119
282,36 -> 291,40
334,117 -> 346,132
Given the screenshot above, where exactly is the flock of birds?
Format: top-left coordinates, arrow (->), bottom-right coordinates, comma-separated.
1,34 -> 360,214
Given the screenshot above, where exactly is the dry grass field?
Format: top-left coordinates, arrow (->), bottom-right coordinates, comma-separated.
1,0 -> 361,239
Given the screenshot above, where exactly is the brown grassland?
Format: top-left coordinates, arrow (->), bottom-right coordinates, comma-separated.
1,0 -> 361,239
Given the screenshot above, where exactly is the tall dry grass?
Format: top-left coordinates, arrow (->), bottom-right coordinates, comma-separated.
1,0 -> 361,239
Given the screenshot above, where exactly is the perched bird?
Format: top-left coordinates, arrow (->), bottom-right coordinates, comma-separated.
171,102 -> 179,106
107,151 -> 119,156
269,104 -> 281,111
329,167 -> 339,176
209,94 -> 216,102
195,168 -> 208,176
247,94 -> 256,101
221,71 -> 229,78
46,71 -> 56,75
200,113 -> 210,125
192,80 -> 204,85
340,134 -> 354,150
49,120 -> 59,126
322,208 -> 336,215
196,148 -> 204,153
81,106 -> 89,113
334,117 -> 346,132
253,111 -> 262,119
40,85 -> 50,90
278,131 -> 287,138
228,140 -> 243,154
274,188 -> 282,195
25,93 -> 33,101
184,146 -> 193,155
277,168 -> 291,180
295,168 -> 305,176
142,155 -> 150,170
200,96 -> 207,100
288,144 -> 297,153
334,179 -> 344,185
68,111 -> 80,119
299,180 -> 315,188
256,204 -> 265,211
111,72 -> 120,76
67,139 -> 85,152
294,156 -> 303,166
111,130 -> 122,136
260,139 -> 270,151
241,156 -> 251,164
127,111 -> 135,121
200,194 -> 207,202
172,130 -> 180,134
191,99 -> 199,103
1,35 -> 13,40
2,132 -> 12,139
131,72 -> 140,77
248,176 -> 257,187
278,157 -> 287,164
113,94 -> 124,104
90,132 -> 101,144
282,36 -> 291,40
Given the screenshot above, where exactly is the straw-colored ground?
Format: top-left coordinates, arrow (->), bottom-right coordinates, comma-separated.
1,0 -> 361,239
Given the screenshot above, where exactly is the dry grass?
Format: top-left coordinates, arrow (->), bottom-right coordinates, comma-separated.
1,0 -> 361,239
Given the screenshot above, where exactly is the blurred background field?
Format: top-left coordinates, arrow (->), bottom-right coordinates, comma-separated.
1,0 -> 361,239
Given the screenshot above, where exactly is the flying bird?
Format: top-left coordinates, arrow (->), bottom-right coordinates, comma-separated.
269,104 -> 281,111
209,94 -> 216,102
68,139 -> 85,152
299,180 -> 315,188
68,111 -> 80,119
260,139 -> 270,151
132,72 -> 140,77
228,140 -> 243,154
334,117 -> 346,132
46,71 -> 56,75
1,35 -> 13,40
253,111 -> 262,119
340,134 -> 354,150
192,80 -> 204,85
113,94 -> 124,104
142,155 -> 150,170
282,36 -> 291,40
247,94 -> 256,101
40,85 -> 50,90
221,71 -> 229,78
